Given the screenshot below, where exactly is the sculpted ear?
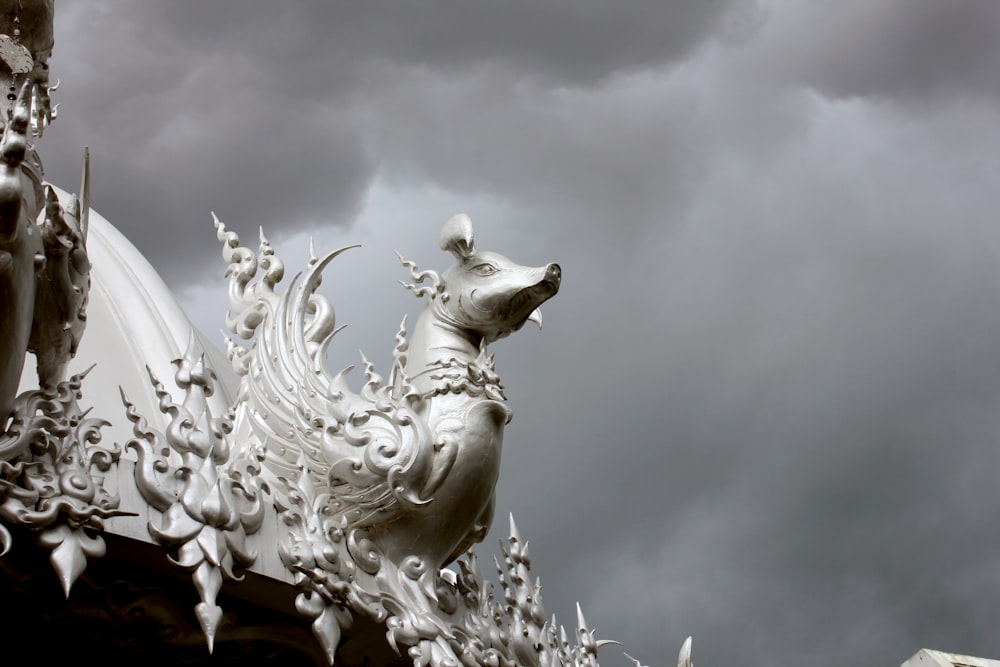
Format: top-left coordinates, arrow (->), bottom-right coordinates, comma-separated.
439,213 -> 475,261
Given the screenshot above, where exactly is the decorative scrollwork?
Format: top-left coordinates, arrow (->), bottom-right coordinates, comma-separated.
206,214 -> 667,665
125,341 -> 265,653
0,368 -> 130,595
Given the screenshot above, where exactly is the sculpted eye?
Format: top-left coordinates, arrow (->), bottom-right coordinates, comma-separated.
471,263 -> 498,276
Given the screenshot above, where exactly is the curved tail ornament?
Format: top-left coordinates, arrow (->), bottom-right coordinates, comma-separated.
215,217 -> 442,544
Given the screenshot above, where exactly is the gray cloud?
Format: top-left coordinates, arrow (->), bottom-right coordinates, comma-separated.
41,2 -> 745,285
141,1 -> 739,88
33,2 -> 1000,666
749,1 -> 1000,105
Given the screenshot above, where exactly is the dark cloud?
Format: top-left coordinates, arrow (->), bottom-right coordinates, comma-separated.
40,2 -> 743,285
756,1 -> 1000,105
483,89 -> 1000,663
32,2 -> 1000,667
141,1 -> 739,88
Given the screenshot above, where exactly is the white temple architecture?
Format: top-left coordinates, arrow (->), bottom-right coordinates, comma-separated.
0,3 -> 650,664
0,3 -> 996,667
902,650 -> 1000,667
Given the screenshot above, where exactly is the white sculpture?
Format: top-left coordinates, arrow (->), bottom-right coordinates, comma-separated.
0,0 -> 61,424
220,212 -> 561,572
0,81 -> 83,427
0,0 -> 118,595
0,2 -> 691,665
213,212 -> 572,662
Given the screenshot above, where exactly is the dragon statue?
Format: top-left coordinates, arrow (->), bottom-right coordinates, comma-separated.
119,211 -> 695,666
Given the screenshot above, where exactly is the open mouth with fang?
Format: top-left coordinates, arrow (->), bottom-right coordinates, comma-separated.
470,263 -> 561,342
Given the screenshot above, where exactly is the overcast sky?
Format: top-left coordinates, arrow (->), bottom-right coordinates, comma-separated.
34,2 -> 1000,666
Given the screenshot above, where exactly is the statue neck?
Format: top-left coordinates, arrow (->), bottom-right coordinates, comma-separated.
408,303 -> 479,364
405,302 -> 491,397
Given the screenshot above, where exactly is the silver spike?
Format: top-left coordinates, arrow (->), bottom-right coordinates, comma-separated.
79,146 -> 90,242
678,636 -> 693,667
509,513 -> 522,545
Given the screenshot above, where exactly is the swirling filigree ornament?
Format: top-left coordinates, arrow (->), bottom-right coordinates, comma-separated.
0,368 -> 131,596
209,214 -> 681,665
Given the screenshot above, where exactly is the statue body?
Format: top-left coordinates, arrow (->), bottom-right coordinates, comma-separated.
0,166 -> 40,426
369,215 -> 561,567
0,80 -> 86,429
0,79 -> 40,426
222,213 -> 560,575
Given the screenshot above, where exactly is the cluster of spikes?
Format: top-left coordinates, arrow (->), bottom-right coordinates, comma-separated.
491,516 -> 614,667
414,514 -> 689,667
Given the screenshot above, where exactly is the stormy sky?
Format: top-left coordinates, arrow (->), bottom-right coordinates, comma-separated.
33,2 -> 1000,665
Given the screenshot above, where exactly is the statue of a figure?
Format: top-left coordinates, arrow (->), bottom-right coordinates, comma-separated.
0,80 -> 40,427
362,213 -> 562,567
221,213 -> 561,575
0,0 -> 84,430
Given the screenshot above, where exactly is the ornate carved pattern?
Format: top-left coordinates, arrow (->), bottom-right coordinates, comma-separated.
216,217 -> 440,540
0,368 -> 129,595
125,345 -> 266,653
0,4 -> 693,665
210,215 -> 673,666
0,0 -> 56,137
0,0 -> 73,430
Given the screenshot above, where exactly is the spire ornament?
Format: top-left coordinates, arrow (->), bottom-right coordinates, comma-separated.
125,339 -> 266,653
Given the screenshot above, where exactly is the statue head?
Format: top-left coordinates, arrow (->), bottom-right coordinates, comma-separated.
436,214 -> 561,344
395,214 -> 561,346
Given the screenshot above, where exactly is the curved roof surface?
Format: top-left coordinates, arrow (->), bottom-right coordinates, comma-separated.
19,189 -> 238,453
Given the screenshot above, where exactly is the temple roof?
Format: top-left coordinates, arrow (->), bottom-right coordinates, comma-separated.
902,649 -> 1000,667
19,188 -> 238,454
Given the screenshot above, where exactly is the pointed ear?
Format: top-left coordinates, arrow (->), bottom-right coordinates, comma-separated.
439,213 -> 475,261
44,184 -> 60,218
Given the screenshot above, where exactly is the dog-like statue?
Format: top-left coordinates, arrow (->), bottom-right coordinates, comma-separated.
220,213 -> 560,574
369,213 -> 561,567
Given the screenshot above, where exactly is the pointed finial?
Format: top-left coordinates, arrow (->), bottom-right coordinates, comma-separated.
509,513 -> 522,544
43,182 -> 59,216
439,213 -> 475,260
678,636 -> 693,667
79,147 -> 90,241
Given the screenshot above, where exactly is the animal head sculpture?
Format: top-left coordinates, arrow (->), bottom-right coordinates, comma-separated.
218,212 -> 563,570
328,214 -> 563,568
402,213 -> 562,347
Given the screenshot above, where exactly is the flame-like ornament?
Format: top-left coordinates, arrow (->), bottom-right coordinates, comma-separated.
0,368 -> 131,595
125,340 -> 265,653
